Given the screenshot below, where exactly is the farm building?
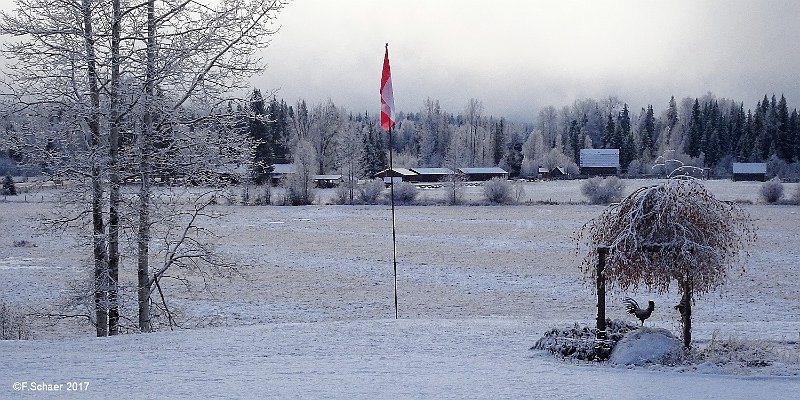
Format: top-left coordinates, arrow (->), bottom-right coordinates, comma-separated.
549,167 -> 567,179
269,163 -> 296,185
537,167 -> 549,179
409,167 -> 455,182
313,175 -> 343,188
732,162 -> 767,181
580,149 -> 619,176
373,168 -> 419,184
458,167 -> 509,181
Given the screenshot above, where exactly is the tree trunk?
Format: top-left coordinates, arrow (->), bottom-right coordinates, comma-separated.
137,0 -> 156,333
680,277 -> 693,349
107,0 -> 121,336
82,0 -> 108,337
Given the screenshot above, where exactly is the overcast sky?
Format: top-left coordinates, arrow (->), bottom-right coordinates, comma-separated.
2,0 -> 799,121
253,0 -> 800,121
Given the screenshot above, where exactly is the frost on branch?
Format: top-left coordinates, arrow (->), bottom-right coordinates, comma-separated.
575,178 -> 756,296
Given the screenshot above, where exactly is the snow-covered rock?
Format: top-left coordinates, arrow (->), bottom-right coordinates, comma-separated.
609,327 -> 686,366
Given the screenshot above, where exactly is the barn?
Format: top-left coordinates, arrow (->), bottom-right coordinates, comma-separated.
373,168 -> 419,184
580,149 -> 619,176
732,162 -> 767,182
409,167 -> 455,183
458,167 -> 509,181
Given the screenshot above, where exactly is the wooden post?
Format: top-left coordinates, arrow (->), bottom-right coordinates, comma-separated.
596,246 -> 609,341
680,277 -> 692,349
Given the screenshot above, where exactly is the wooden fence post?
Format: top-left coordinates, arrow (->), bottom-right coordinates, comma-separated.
596,246 -> 609,341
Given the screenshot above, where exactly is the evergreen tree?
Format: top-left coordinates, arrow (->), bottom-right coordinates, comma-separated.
684,99 -> 703,158
504,131 -> 523,178
701,101 -> 721,167
736,110 -> 755,162
756,95 -> 778,161
641,105 -> 656,160
568,119 -> 581,163
360,116 -> 387,178
2,175 -> 15,196
248,89 -> 274,184
616,104 -> 635,168
493,118 -> 505,165
666,96 -> 679,130
267,98 -> 292,164
792,109 -> 800,162
602,112 -> 615,148
775,94 -> 793,162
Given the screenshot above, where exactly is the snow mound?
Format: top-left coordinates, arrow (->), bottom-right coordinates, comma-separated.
609,327 -> 686,366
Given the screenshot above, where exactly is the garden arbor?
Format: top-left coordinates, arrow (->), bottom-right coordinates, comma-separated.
577,178 -> 756,348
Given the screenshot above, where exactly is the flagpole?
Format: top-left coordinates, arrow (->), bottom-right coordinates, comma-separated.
389,124 -> 398,320
381,42 -> 398,319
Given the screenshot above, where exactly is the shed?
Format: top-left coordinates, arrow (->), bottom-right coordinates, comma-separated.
409,167 -> 455,182
373,167 -> 419,184
458,167 -> 509,181
538,167 -> 549,179
550,166 -> 567,179
580,149 -> 619,176
313,174 -> 343,188
732,163 -> 767,182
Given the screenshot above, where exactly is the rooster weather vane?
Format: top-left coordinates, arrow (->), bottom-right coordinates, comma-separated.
623,298 -> 654,326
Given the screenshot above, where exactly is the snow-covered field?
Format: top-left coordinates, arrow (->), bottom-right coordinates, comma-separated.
1,179 -> 799,398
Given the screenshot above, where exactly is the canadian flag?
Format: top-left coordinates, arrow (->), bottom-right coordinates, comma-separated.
380,44 -> 395,131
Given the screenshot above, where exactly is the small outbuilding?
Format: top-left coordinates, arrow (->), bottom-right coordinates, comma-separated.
409,167 -> 455,182
373,167 -> 419,184
458,167 -> 509,181
313,174 -> 343,188
580,149 -> 619,176
550,167 -> 567,179
732,163 -> 767,182
537,167 -> 549,179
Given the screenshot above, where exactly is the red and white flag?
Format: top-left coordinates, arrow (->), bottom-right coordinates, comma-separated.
380,44 -> 395,131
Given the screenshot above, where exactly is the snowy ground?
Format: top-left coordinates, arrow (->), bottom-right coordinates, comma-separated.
1,179 -> 799,398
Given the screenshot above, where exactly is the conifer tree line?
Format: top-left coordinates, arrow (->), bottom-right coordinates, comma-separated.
239,92 -> 800,183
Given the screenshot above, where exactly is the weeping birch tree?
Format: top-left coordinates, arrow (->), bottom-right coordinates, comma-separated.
576,178 -> 756,348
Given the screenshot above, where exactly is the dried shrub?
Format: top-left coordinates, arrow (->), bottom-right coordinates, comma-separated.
0,301 -> 31,340
359,179 -> 385,205
483,178 -> 512,204
532,319 -> 639,361
391,181 -> 418,205
759,178 -> 784,204
581,176 -> 625,205
794,184 -> 800,204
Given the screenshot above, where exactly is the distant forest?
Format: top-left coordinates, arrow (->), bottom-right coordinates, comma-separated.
243,90 -> 800,182
3,90 -> 800,181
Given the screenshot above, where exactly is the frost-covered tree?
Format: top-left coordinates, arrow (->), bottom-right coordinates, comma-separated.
1,175 -> 15,195
576,179 -> 756,348
1,0 -> 286,335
